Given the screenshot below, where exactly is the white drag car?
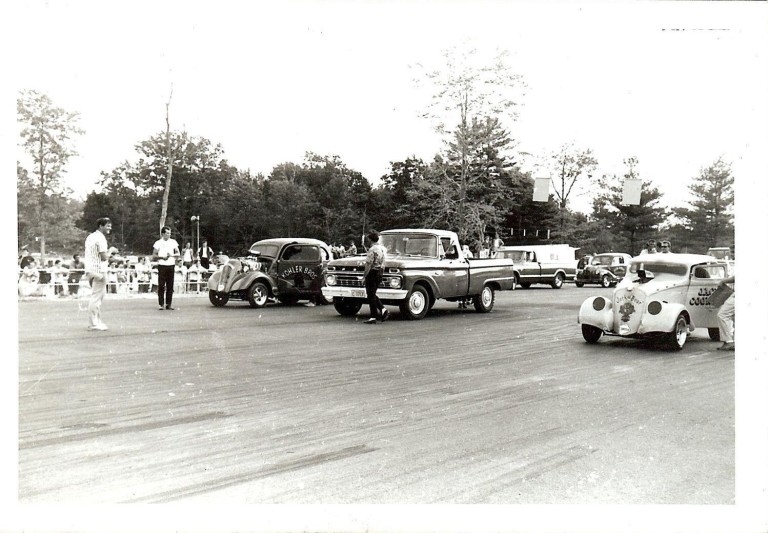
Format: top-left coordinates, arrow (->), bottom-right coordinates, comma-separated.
577,253 -> 731,350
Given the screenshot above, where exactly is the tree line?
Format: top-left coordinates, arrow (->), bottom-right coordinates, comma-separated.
17,47 -> 734,261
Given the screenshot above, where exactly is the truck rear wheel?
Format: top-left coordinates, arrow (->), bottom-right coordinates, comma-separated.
399,285 -> 429,320
473,285 -> 495,313
551,273 -> 564,289
333,298 -> 362,317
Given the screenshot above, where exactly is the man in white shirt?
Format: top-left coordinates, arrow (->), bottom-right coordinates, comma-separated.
84,217 -> 112,330
153,226 -> 180,310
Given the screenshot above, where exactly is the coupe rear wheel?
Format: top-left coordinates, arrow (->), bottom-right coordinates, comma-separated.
209,290 -> 229,307
665,314 -> 688,350
551,273 -> 564,289
333,298 -> 362,317
473,285 -> 495,313
708,327 -> 721,341
582,324 -> 603,343
600,274 -> 612,288
247,281 -> 269,308
400,285 -> 429,320
575,281 -> 585,287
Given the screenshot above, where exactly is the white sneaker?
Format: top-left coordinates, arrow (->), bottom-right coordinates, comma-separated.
88,323 -> 108,331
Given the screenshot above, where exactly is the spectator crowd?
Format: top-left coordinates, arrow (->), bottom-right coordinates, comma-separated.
17,248 -> 216,299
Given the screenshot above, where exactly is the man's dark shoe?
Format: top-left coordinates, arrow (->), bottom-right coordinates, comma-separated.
381,309 -> 390,322
166,306 -> 175,311
364,318 -> 377,324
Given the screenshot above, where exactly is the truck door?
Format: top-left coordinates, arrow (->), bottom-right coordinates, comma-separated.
438,236 -> 469,297
519,251 -> 542,283
686,264 -> 728,329
277,244 -> 323,298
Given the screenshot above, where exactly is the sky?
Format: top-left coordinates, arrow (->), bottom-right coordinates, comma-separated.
9,1 -> 768,214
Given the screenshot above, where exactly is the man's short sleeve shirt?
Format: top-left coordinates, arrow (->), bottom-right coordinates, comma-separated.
154,238 -> 180,266
84,231 -> 108,274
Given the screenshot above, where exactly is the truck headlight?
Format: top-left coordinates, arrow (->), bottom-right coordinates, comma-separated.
389,277 -> 402,289
326,274 -> 336,286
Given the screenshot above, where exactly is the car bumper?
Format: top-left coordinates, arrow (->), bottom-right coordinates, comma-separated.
322,287 -> 409,300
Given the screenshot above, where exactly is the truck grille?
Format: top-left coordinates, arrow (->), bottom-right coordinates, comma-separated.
335,274 -> 365,287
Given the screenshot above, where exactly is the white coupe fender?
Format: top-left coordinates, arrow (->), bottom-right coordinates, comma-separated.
636,301 -> 694,335
577,295 -> 614,332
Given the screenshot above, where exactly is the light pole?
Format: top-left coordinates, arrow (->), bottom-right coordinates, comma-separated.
190,215 -> 200,263
190,215 -> 200,293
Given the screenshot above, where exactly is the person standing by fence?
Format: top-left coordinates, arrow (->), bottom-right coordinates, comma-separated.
84,217 -> 112,331
153,226 -> 180,310
68,254 -> 85,295
198,240 -> 214,271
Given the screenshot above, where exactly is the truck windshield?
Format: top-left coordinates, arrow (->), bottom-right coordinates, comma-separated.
381,233 -> 437,257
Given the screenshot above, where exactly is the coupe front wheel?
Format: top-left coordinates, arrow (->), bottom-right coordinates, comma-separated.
575,281 -> 585,288
600,275 -> 612,288
665,314 -> 689,350
582,324 -> 603,343
209,290 -> 229,307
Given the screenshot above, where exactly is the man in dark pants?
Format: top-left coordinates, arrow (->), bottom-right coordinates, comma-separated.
153,226 -> 180,310
363,231 -> 389,324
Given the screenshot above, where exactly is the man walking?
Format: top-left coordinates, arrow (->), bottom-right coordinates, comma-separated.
363,231 -> 389,324
717,274 -> 735,351
153,226 -> 180,310
84,217 -> 112,331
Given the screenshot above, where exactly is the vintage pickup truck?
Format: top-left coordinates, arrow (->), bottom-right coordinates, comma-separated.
321,229 -> 516,320
495,244 -> 578,289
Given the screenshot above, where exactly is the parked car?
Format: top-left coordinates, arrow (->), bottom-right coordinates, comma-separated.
577,253 -> 730,350
207,238 -> 333,307
322,229 -> 516,319
575,252 -> 633,288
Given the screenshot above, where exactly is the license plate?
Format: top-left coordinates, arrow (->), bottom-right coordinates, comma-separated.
351,289 -> 366,298
619,324 -> 630,335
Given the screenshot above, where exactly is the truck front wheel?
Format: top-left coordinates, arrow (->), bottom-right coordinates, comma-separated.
473,285 -> 495,313
400,285 -> 429,320
333,298 -> 362,317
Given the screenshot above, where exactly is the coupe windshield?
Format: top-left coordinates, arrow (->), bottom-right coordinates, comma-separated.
629,260 -> 688,277
381,233 -> 438,257
248,243 -> 280,258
